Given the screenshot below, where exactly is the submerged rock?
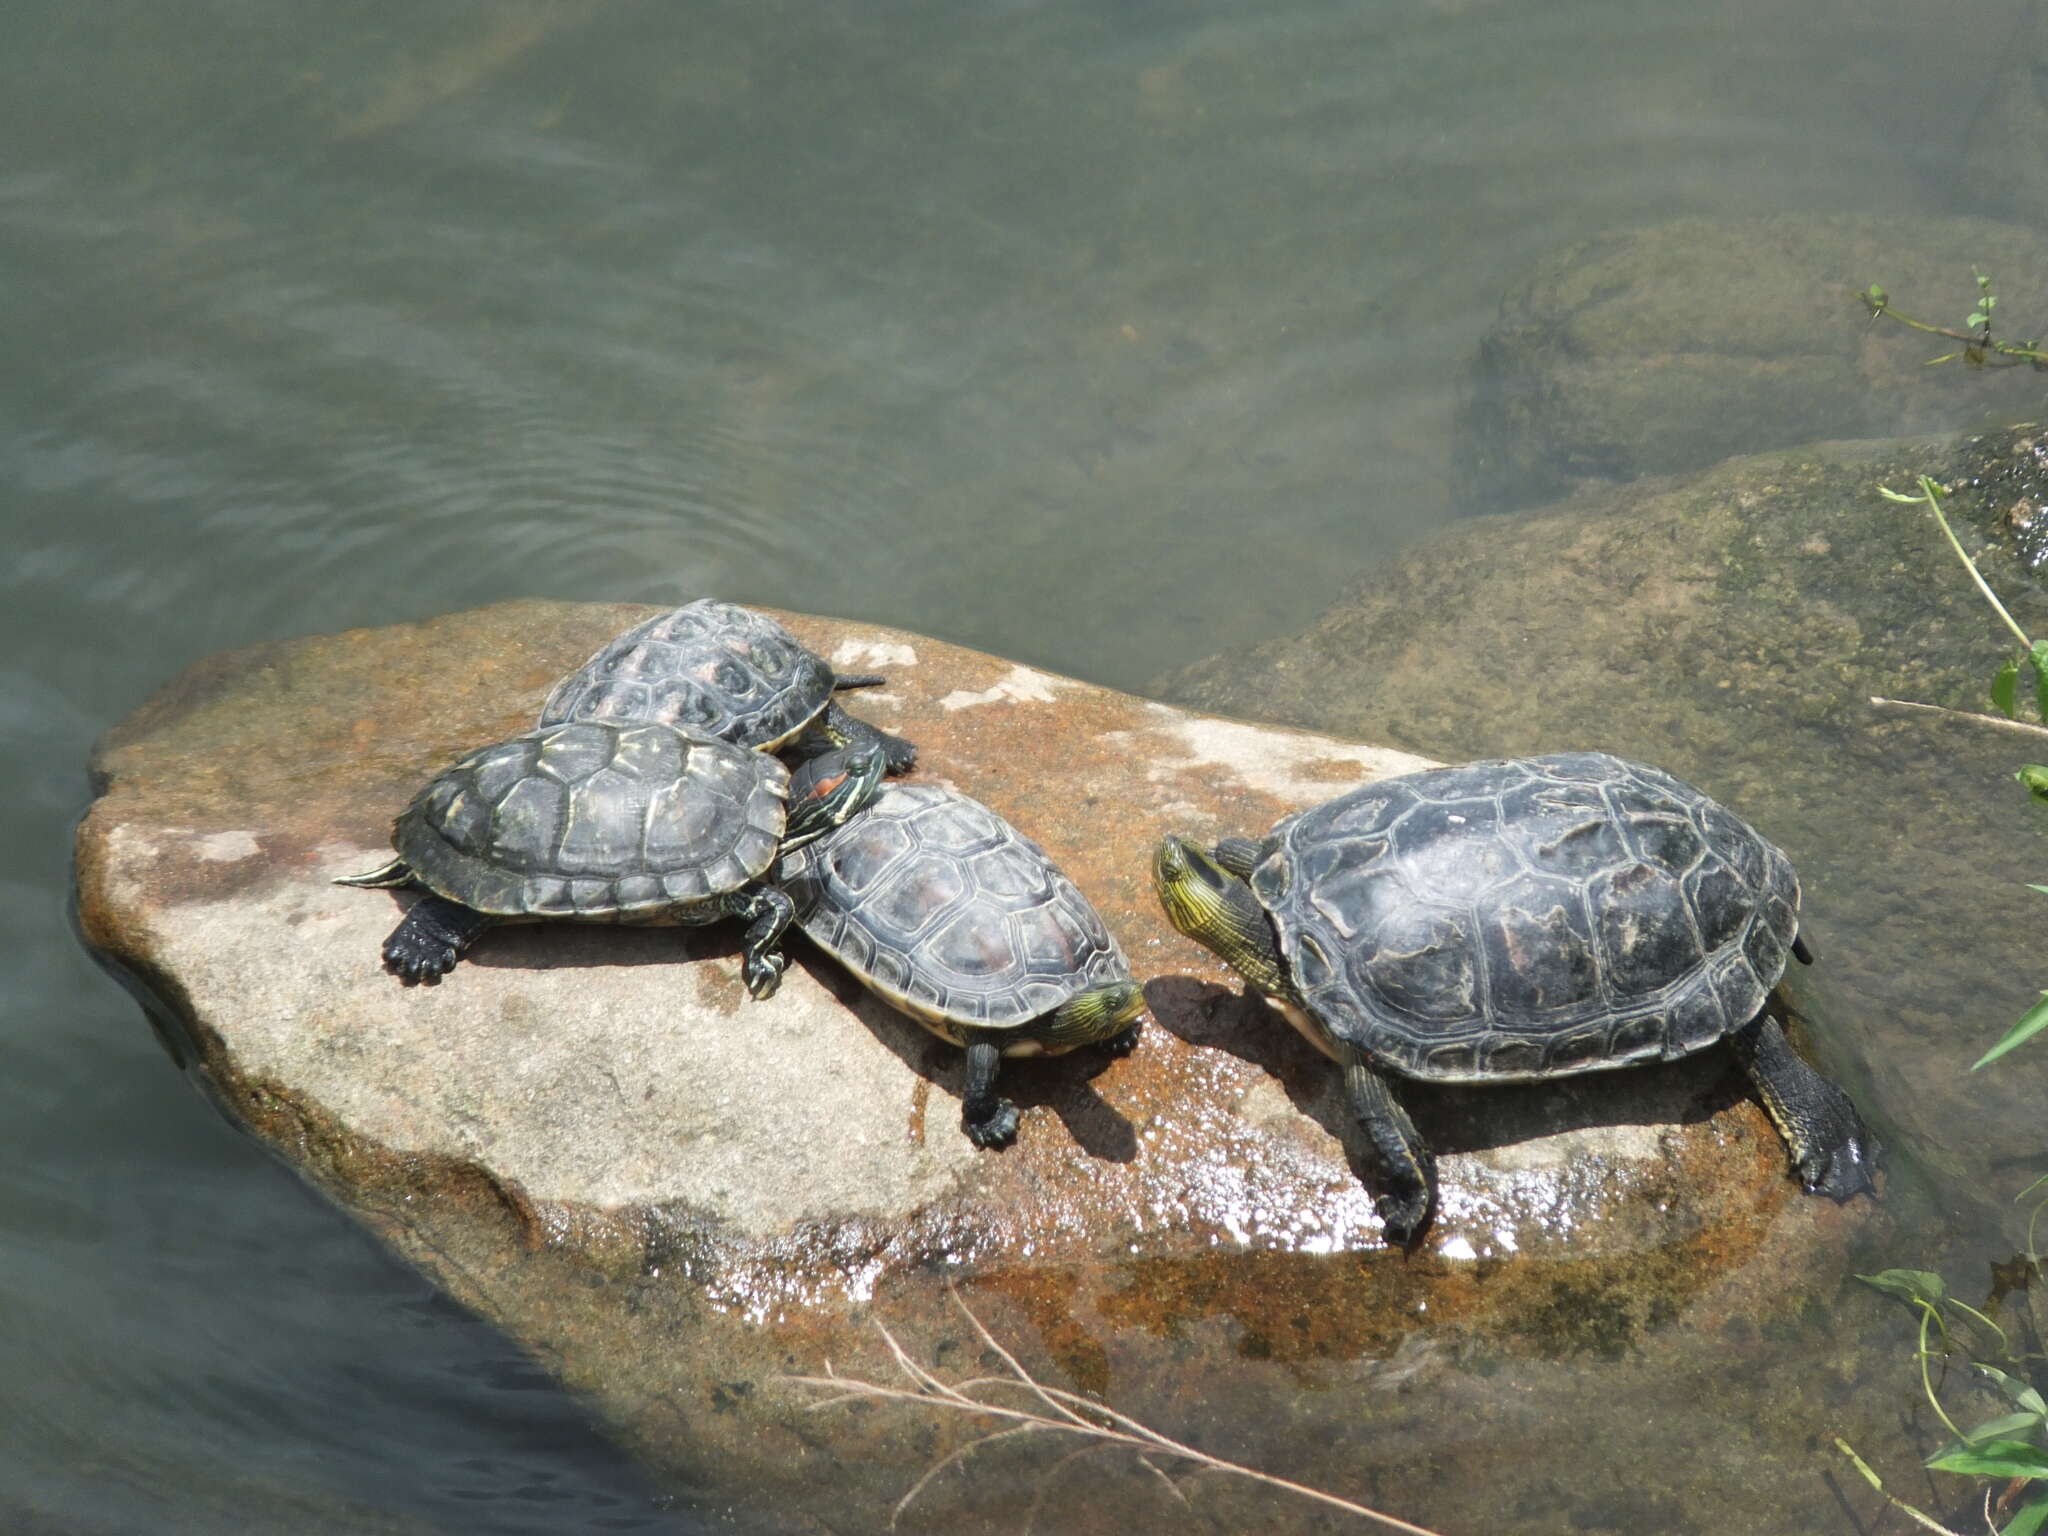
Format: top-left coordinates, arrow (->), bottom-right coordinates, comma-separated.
1454,215 -> 2048,513
80,601 -> 1910,1534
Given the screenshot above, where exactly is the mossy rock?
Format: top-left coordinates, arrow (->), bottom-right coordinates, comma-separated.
1455,215 -> 2048,513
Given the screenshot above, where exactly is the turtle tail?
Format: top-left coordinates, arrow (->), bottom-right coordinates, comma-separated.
333,856 -> 414,889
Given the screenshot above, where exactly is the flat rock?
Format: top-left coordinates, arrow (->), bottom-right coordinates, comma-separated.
80,602 -> 1906,1535
1454,214 -> 2048,513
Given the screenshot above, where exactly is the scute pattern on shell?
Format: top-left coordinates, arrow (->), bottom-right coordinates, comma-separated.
539,599 -> 835,750
394,721 -> 788,918
778,783 -> 1132,1036
1257,751 -> 1799,1082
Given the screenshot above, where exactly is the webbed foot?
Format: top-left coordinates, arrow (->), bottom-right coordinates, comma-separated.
382,898 -> 493,984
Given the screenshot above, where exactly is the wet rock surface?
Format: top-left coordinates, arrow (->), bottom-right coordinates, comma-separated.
1454,215 -> 2048,513
81,602 -> 1915,1534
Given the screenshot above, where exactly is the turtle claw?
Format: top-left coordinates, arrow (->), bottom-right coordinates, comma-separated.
965,1098 -> 1020,1149
383,931 -> 456,985
1797,1128 -> 1881,1202
1374,1180 -> 1434,1249
742,950 -> 788,1001
1100,1023 -> 1142,1059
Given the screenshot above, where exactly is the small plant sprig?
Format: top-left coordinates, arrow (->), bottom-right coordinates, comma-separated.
1859,269 -> 2048,369
1871,475 -> 2048,1067
1841,1181 -> 2048,1536
783,1285 -> 1446,1535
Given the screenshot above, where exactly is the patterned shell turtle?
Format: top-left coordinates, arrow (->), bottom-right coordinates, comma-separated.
1153,750 -> 1878,1245
777,782 -> 1146,1147
540,598 -> 916,775
337,719 -> 886,997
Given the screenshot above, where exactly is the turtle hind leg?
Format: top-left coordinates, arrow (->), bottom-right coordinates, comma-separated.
1729,1014 -> 1879,1200
1342,1048 -> 1437,1246
383,897 -> 496,984
961,1038 -> 1019,1149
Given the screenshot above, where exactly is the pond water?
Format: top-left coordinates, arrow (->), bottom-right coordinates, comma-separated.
6,0 -> 2035,1529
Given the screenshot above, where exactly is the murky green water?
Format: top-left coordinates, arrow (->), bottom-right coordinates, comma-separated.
7,0 -> 2035,1528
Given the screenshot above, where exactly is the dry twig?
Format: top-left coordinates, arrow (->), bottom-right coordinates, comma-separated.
781,1284 -> 1446,1535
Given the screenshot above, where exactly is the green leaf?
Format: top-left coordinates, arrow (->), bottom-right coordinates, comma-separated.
2004,1490 -> 2048,1536
2018,766 -> 2048,799
2028,885 -> 2048,898
1967,1410 -> 2047,1443
1971,311 -> 1992,329
1975,994 -> 2048,1071
1977,1363 -> 2048,1417
1865,284 -> 1887,304
1927,1438 -> 2048,1479
1879,485 -> 1926,504
1859,1269 -> 1949,1308
1995,659 -> 2022,717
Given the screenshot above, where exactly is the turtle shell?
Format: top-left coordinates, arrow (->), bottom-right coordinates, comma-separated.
540,599 -> 836,750
393,720 -> 788,919
777,783 -> 1133,1040
1253,751 -> 1799,1082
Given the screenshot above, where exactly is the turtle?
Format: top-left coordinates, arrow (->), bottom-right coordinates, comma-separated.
776,782 -> 1146,1147
336,719 -> 886,997
540,598 -> 917,775
1152,750 -> 1878,1245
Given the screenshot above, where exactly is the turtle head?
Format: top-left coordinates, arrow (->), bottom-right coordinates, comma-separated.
782,744 -> 887,850
1152,834 -> 1293,999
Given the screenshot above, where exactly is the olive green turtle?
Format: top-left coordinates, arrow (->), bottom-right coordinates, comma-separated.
777,782 -> 1144,1147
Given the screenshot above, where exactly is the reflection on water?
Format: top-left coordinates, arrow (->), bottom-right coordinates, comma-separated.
5,0 -> 2033,1527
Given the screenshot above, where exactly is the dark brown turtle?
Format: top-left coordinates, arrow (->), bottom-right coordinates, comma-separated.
1153,750 -> 1877,1244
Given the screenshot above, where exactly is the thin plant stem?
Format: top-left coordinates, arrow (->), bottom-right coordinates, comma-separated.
1920,1305 -> 1970,1444
1883,477 -> 2034,649
1867,697 -> 2048,739
1834,1437 -> 1967,1536
1859,290 -> 2048,366
782,1286 -> 1448,1536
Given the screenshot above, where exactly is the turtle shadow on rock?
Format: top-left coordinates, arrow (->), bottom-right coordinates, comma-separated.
788,942 -> 1141,1165
1142,973 -> 1749,1169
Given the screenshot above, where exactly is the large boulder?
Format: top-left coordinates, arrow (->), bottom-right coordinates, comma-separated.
1454,215 -> 2048,513
79,602 -> 1917,1535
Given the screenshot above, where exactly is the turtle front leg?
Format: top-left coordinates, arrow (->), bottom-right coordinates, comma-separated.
1342,1047 -> 1437,1246
383,897 -> 497,984
961,1037 -> 1020,1148
726,885 -> 797,1001
1728,1014 -> 1878,1200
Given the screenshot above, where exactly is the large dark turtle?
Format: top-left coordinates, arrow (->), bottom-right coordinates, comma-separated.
540,598 -> 916,774
1153,750 -> 1878,1244
777,782 -> 1145,1147
337,719 -> 884,997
